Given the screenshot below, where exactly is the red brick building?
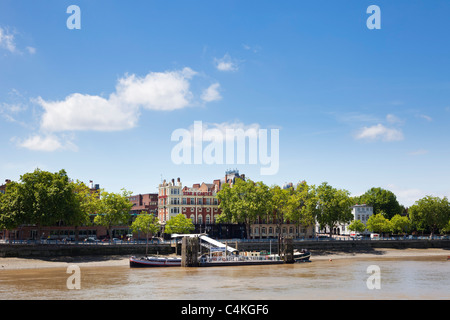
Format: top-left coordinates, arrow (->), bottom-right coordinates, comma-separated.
128,193 -> 158,215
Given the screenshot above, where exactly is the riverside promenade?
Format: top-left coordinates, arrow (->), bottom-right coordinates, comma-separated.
1,238 -> 449,258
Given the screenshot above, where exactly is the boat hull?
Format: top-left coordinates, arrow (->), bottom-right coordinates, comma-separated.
294,252 -> 311,262
129,256 -> 181,268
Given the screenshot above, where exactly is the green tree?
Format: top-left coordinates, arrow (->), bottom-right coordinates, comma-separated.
284,181 -> 318,238
66,180 -> 101,241
357,187 -> 402,219
409,196 -> 450,237
0,169 -> 78,240
94,189 -> 133,243
216,178 -> 271,239
315,182 -> 353,237
390,214 -> 411,235
131,213 -> 159,255
0,181 -> 25,234
164,213 -> 195,235
269,185 -> 289,239
366,211 -> 391,235
348,220 -> 366,234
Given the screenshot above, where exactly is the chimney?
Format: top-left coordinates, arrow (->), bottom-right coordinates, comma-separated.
89,180 -> 94,189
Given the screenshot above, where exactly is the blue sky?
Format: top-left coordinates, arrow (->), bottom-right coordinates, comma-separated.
1,0 -> 450,206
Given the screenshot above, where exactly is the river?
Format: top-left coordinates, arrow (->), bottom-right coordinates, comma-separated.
0,254 -> 448,300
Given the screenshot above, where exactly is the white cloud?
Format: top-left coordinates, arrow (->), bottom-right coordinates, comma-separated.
37,67 -> 201,132
0,27 -> 16,53
38,93 -> 139,132
386,114 -> 403,124
201,83 -> 222,102
15,134 -> 77,152
26,46 -> 36,54
384,184 -> 448,207
214,53 -> 238,72
355,124 -> 404,142
418,114 -> 432,122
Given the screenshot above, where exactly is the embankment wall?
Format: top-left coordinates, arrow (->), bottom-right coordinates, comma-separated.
0,240 -> 448,258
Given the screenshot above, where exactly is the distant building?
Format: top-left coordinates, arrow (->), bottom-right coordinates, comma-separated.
129,193 -> 158,216
158,177 -> 221,225
0,179 -> 11,194
345,204 -> 374,235
316,204 -> 374,236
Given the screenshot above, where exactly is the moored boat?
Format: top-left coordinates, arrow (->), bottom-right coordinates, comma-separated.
293,249 -> 311,262
129,256 -> 181,268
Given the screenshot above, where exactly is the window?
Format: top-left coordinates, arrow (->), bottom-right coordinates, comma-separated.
213,199 -> 218,205
198,215 -> 203,224
206,215 -> 211,224
182,198 -> 187,205
198,199 -> 203,205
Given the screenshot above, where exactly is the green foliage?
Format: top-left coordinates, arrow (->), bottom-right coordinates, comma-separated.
409,196 -> 450,236
216,178 -> 271,239
315,182 -> 353,236
390,214 -> 411,235
284,181 -> 318,234
131,213 -> 159,236
348,220 -> 366,233
0,169 -> 83,236
131,213 -> 160,254
366,211 -> 391,234
164,213 -> 195,234
94,189 -> 133,241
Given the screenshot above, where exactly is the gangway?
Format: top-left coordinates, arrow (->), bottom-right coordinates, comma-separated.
171,233 -> 237,253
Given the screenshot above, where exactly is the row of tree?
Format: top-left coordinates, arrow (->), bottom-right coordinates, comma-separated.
0,169 -> 133,242
349,196 -> 450,236
0,168 -> 195,245
216,178 -> 354,239
1,169 -> 449,242
217,178 -> 450,239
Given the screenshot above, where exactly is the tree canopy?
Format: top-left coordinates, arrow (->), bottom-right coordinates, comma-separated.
357,187 -> 402,219
408,196 -> 450,236
315,182 -> 353,236
164,213 -> 195,234
94,189 -> 133,242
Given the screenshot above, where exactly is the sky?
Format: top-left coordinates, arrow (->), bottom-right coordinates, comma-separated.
1,0 -> 450,207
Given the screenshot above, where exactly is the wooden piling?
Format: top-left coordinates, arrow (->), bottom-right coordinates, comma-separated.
181,236 -> 199,267
282,237 -> 294,264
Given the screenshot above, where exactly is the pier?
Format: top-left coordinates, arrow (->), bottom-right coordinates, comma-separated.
176,234 -> 293,267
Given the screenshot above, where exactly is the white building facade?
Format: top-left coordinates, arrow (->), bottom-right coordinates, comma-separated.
341,204 -> 374,235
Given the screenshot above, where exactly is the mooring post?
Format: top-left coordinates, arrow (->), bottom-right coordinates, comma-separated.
282,237 -> 294,264
181,236 -> 199,267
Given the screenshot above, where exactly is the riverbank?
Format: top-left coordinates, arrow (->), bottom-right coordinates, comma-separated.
0,248 -> 448,270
